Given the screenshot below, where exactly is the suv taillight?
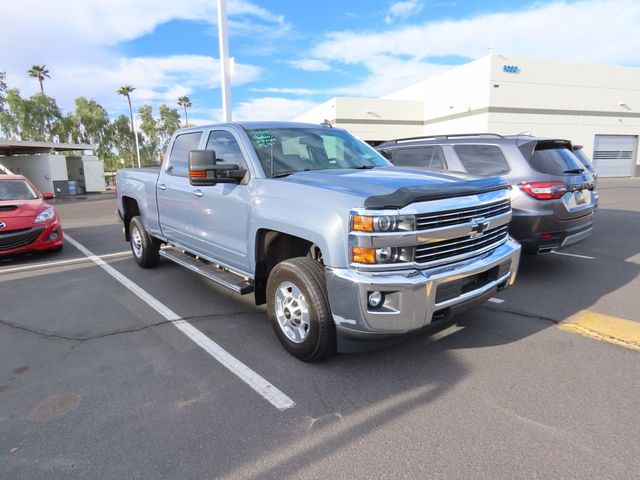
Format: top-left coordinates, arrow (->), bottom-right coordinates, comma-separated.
519,181 -> 567,200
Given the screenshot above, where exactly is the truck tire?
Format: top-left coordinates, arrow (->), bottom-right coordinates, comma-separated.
129,216 -> 160,268
266,257 -> 335,361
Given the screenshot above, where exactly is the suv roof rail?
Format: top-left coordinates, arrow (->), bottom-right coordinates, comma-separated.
392,133 -> 504,144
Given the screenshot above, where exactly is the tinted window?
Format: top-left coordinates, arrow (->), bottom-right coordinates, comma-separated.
167,132 -> 202,176
206,130 -> 246,167
453,145 -> 509,176
392,146 -> 446,169
0,180 -> 38,200
529,147 -> 585,175
573,149 -> 593,168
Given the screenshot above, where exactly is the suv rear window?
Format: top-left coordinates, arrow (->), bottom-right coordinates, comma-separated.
572,149 -> 593,168
392,146 -> 446,169
529,146 -> 585,175
453,145 -> 509,176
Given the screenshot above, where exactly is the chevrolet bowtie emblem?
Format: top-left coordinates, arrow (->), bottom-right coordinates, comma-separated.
470,217 -> 490,237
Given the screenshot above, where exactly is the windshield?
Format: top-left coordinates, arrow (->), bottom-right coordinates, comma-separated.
0,179 -> 38,200
245,127 -> 390,178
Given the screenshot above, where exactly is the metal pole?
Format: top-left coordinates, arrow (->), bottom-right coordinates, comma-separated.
133,116 -> 141,168
217,0 -> 232,121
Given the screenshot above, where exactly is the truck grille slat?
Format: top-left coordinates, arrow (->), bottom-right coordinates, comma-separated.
415,225 -> 509,264
416,200 -> 510,230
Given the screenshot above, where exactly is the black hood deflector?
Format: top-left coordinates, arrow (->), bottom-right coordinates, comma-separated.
364,177 -> 510,210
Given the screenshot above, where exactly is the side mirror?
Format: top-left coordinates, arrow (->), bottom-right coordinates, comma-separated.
43,192 -> 55,200
188,150 -> 246,186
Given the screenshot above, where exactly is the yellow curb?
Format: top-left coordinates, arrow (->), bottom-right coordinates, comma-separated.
559,310 -> 640,352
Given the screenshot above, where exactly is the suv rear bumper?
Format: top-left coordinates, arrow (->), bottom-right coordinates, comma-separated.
325,238 -> 521,348
510,211 -> 593,254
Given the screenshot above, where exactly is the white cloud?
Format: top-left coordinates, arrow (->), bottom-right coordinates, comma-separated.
251,87 -> 324,95
385,1 -> 423,24
287,59 -> 332,72
233,97 -> 318,121
0,0 -> 281,112
306,0 -> 640,96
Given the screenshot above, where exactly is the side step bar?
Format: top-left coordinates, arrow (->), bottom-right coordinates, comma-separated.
159,247 -> 254,295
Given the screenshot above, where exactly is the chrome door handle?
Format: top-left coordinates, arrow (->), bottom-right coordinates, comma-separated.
192,190 -> 204,198
158,184 -> 167,190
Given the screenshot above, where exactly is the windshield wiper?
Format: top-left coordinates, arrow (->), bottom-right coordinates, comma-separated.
352,165 -> 376,170
563,168 -> 585,174
272,169 -> 311,178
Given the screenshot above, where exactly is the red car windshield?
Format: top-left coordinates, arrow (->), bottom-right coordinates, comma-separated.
0,179 -> 38,200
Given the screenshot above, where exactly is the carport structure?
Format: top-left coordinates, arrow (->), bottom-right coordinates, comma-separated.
0,139 -> 104,195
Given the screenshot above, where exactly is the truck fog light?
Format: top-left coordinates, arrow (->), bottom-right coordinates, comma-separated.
48,232 -> 58,241
368,291 -> 384,308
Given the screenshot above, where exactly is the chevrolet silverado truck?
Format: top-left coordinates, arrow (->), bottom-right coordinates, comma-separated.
116,122 -> 521,361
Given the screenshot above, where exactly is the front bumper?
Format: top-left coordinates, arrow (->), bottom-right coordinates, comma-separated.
0,219 -> 64,256
325,238 -> 521,345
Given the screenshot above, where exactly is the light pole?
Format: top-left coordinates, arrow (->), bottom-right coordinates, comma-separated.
133,114 -> 141,168
217,0 -> 232,121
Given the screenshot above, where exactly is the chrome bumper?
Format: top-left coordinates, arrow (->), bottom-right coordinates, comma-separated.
325,238 -> 521,339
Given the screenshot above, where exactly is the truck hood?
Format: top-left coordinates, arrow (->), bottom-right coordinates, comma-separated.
279,167 -> 509,209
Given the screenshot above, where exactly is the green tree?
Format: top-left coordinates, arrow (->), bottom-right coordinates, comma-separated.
158,104 -> 181,152
112,114 -> 136,169
177,95 -> 192,127
0,71 -> 11,138
138,104 -> 159,165
27,65 -> 50,95
116,85 -> 140,167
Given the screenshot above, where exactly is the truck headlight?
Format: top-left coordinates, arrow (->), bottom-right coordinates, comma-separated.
34,207 -> 55,224
352,246 -> 413,264
351,214 -> 414,232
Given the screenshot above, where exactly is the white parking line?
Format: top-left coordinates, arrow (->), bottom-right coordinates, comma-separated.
64,234 -> 296,411
551,251 -> 595,260
488,298 -> 504,304
0,251 -> 131,274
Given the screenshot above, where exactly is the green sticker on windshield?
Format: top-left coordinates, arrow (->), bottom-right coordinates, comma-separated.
251,129 -> 277,148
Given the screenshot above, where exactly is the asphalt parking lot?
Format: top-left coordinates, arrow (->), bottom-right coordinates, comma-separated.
1,179 -> 639,479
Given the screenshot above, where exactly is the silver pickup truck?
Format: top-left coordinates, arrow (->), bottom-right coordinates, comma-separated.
116,122 -> 521,361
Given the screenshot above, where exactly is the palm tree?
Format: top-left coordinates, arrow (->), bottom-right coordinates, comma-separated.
117,85 -> 141,168
177,95 -> 192,127
27,65 -> 50,95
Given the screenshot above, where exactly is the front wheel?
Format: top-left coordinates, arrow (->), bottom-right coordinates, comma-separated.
129,216 -> 160,268
266,257 -> 335,362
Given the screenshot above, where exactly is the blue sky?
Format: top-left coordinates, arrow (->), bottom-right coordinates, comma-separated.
2,0 -> 639,124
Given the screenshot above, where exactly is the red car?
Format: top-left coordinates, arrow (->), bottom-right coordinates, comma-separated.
0,175 -> 64,256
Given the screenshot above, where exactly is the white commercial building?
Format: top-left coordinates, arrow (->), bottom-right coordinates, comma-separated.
295,55 -> 640,177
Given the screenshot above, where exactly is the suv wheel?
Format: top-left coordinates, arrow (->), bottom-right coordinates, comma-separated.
129,216 -> 160,268
266,257 -> 335,361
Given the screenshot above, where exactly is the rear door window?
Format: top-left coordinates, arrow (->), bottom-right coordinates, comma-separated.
167,132 -> 202,176
392,146 -> 446,169
453,144 -> 509,176
529,146 -> 585,175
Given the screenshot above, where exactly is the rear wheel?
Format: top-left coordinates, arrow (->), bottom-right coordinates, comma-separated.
266,257 -> 335,362
129,216 -> 160,268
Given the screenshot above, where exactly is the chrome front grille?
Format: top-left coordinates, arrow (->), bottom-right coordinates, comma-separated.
414,225 -> 509,266
416,199 -> 510,230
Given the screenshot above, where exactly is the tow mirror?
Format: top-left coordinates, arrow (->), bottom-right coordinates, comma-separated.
43,191 -> 55,200
188,150 -> 246,186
